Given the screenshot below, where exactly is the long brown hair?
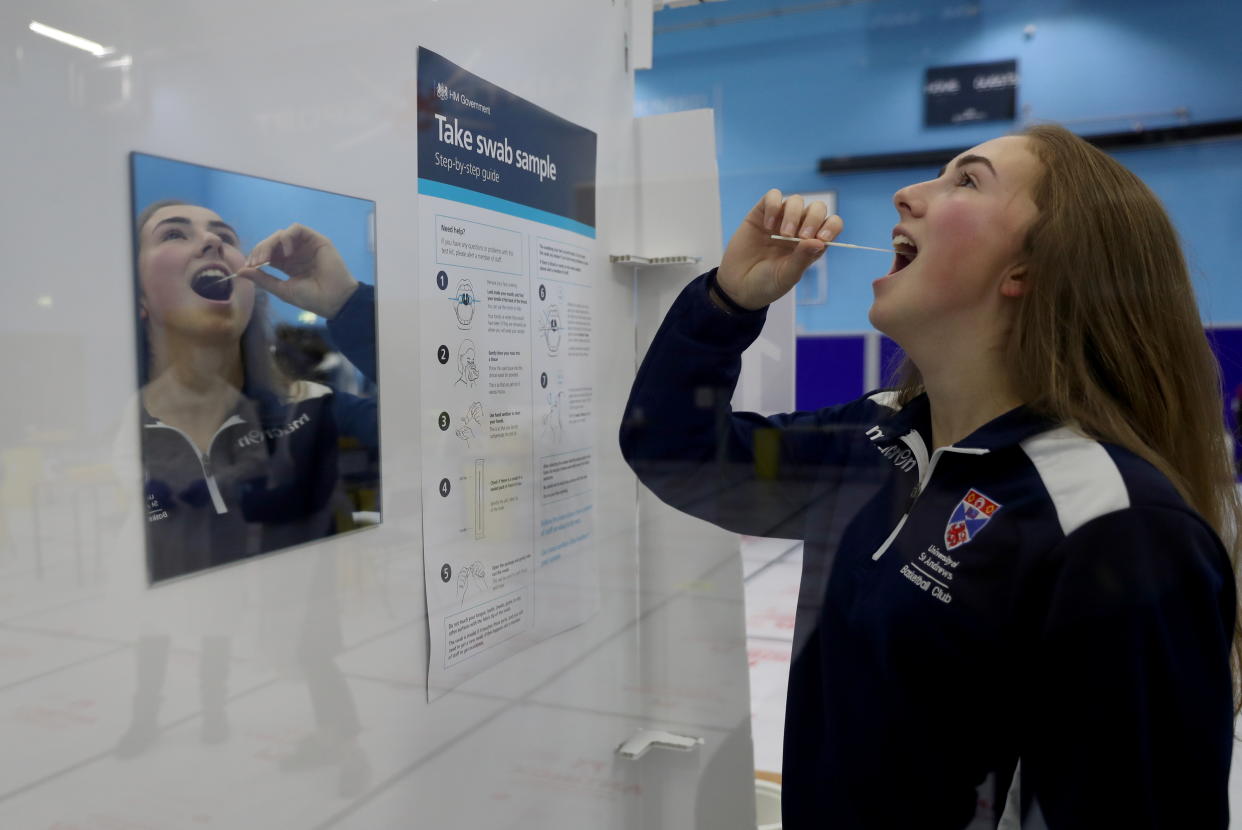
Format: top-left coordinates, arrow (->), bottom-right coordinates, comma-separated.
895,123 -> 1242,699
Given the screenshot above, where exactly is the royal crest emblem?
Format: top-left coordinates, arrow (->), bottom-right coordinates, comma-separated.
944,488 -> 1001,550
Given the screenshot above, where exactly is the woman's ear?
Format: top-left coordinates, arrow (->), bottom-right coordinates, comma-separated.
999,264 -> 1027,298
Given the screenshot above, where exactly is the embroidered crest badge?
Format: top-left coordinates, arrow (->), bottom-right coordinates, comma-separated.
944,488 -> 1001,550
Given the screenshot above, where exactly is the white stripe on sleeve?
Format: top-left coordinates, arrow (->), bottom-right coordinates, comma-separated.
867,390 -> 901,410
1020,426 -> 1130,537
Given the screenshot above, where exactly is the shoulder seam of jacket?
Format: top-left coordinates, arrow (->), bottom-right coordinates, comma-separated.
867,390 -> 901,410
1020,425 -> 1130,537
286,380 -> 334,403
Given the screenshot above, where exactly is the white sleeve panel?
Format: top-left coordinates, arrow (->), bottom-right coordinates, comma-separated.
1020,426 -> 1131,537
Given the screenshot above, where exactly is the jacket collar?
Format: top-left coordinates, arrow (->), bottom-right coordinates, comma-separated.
138,380 -> 285,428
877,392 -> 1059,453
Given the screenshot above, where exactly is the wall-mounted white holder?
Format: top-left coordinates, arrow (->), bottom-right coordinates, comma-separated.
616,729 -> 705,760
610,254 -> 703,267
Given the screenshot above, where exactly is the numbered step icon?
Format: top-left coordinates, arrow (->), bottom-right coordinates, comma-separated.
540,371 -> 548,389
437,270 -> 449,291
438,411 -> 451,431
440,563 -> 452,583
538,284 -> 546,301
437,344 -> 450,365
438,478 -> 451,498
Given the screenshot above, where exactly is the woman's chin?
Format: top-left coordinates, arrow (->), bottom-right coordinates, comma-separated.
869,304 -> 919,353
162,310 -> 249,342
867,301 -> 896,336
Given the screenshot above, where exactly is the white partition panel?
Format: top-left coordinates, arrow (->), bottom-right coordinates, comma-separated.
626,108 -> 757,829
0,3 -> 755,828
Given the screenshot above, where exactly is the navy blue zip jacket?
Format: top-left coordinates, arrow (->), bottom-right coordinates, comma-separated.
142,283 -> 378,582
619,272 -> 1235,829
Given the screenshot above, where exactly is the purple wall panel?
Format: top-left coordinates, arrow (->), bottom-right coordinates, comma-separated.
795,335 -> 865,411
1207,327 -> 1242,470
879,336 -> 904,387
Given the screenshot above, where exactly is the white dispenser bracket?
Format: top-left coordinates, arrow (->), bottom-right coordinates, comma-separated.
616,729 -> 705,760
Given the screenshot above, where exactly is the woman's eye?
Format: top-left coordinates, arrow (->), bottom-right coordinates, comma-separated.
957,171 -> 976,188
220,234 -> 238,246
161,228 -> 186,241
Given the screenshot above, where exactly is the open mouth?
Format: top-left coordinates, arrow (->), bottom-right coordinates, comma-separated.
888,234 -> 918,275
190,267 -> 234,302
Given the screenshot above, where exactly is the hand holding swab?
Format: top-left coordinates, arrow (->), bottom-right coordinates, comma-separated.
769,235 -> 894,254
213,261 -> 271,281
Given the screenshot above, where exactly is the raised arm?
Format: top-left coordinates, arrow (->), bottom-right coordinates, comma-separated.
620,191 -> 856,538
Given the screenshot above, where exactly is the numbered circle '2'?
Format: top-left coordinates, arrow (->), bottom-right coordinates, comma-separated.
437,345 -> 450,365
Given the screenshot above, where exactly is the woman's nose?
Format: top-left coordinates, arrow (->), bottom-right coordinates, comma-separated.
200,233 -> 224,255
892,180 -> 926,216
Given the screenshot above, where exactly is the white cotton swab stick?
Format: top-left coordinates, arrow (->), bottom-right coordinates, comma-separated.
213,261 -> 271,281
769,234 -> 896,254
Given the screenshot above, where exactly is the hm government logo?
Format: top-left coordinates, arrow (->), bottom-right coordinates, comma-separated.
431,82 -> 492,115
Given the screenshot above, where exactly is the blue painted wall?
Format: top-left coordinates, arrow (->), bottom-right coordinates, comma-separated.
637,0 -> 1242,331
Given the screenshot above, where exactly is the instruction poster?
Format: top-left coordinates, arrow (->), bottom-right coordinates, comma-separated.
417,47 -> 600,697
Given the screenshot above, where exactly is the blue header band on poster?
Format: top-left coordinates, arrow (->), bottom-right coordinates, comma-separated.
418,179 -> 597,239
417,48 -> 597,232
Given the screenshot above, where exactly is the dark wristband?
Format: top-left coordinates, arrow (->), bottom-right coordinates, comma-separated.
707,270 -> 761,315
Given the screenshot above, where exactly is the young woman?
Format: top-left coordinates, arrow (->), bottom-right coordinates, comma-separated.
134,200 -> 378,581
621,124 -> 1239,828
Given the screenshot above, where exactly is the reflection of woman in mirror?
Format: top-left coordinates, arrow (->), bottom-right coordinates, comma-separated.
134,200 -> 377,579
118,200 -> 377,793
